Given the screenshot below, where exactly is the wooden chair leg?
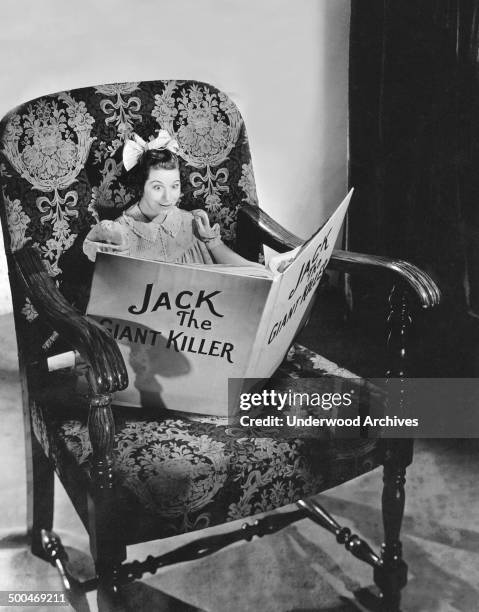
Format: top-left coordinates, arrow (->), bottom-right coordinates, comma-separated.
374,441 -> 412,612
372,285 -> 413,610
87,394 -> 127,611
96,562 -> 126,612
89,495 -> 126,612
41,530 -> 91,612
27,432 -> 54,558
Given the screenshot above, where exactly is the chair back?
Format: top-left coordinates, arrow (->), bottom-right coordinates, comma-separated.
0,79 -> 259,362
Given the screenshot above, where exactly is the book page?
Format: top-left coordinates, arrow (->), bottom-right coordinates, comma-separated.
87,255 -> 272,415
248,189 -> 353,378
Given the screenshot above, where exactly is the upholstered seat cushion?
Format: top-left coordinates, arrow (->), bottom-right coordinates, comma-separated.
31,344 -> 382,545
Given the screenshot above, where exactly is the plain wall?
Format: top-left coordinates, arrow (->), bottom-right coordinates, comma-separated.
0,0 -> 350,314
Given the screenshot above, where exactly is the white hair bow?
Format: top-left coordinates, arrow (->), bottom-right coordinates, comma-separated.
122,130 -> 180,171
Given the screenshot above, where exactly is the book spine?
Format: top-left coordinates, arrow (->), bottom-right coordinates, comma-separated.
244,274 -> 282,378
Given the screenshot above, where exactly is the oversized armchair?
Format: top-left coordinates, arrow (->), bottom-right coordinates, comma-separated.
0,80 -> 440,611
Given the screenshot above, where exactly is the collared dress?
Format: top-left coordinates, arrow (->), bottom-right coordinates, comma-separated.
108,204 -> 218,264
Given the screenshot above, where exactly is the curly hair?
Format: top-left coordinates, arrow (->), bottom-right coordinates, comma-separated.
126,148 -> 180,198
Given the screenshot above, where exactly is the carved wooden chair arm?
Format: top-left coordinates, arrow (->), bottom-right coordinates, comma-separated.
327,251 -> 440,310
12,246 -> 128,396
237,204 -> 441,310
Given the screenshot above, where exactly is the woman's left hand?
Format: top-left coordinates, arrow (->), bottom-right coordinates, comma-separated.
192,210 -> 221,244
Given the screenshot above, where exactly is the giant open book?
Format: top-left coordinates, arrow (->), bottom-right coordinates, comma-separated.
86,190 -> 353,415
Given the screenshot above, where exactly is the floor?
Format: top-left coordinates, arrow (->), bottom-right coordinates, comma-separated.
1,293 -> 479,611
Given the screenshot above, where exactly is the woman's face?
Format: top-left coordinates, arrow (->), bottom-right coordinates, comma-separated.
140,166 -> 181,219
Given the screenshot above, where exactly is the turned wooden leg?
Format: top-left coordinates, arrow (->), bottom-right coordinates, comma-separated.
374,285 -> 413,611
96,561 -> 125,612
89,493 -> 126,612
374,440 -> 412,612
87,394 -> 126,612
385,285 -> 412,381
41,530 -> 91,612
27,431 -> 54,558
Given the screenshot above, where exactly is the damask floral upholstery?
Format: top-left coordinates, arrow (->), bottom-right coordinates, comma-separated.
0,80 -> 382,543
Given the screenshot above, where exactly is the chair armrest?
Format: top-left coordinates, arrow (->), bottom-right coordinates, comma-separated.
237,204 -> 302,252
12,246 -> 128,395
237,204 -> 441,310
327,250 -> 440,310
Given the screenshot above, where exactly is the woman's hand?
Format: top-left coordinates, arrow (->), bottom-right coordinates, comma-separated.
83,221 -> 130,262
87,221 -> 129,246
192,209 -> 264,267
192,210 -> 222,246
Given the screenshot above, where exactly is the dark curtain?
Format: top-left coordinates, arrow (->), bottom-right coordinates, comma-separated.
349,0 -> 479,317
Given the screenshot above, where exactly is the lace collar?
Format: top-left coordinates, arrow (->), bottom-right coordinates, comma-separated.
121,204 -> 183,241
